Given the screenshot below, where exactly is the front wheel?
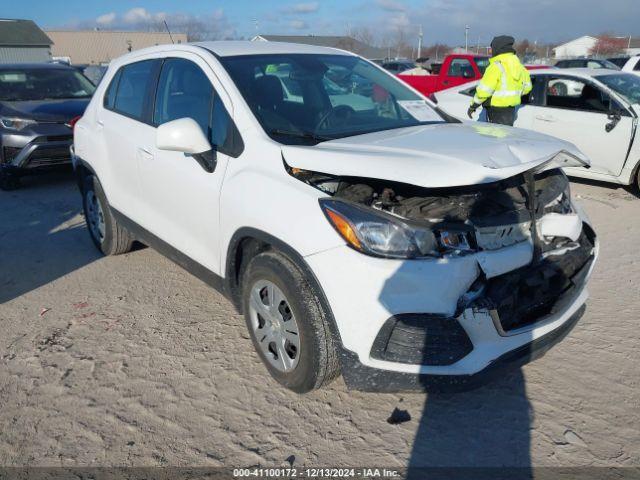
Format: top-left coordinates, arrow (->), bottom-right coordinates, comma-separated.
241,251 -> 340,393
82,175 -> 134,255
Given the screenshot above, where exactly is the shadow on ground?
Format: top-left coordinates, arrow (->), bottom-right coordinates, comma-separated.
0,172 -> 100,304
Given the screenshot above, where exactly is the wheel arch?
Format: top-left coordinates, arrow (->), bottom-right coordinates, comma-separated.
224,227 -> 344,347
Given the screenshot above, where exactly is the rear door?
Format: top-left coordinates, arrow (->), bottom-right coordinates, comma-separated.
527,74 -> 634,176
100,59 -> 159,220
135,54 -> 242,275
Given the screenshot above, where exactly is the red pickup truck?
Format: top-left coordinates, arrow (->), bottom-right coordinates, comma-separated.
397,54 -> 490,96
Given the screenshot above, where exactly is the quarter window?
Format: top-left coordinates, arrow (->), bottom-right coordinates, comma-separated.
103,69 -> 121,109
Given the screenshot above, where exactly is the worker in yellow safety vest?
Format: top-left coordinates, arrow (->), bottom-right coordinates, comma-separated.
468,35 -> 532,126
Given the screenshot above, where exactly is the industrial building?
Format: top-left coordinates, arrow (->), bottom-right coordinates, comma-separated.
45,30 -> 188,65
0,19 -> 52,63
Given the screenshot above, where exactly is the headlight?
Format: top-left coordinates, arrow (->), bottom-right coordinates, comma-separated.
0,117 -> 37,131
320,199 -> 474,259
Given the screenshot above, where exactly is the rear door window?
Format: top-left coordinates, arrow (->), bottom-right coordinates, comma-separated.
112,60 -> 156,120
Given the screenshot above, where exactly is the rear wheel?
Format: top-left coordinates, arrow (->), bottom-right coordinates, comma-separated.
241,250 -> 340,393
82,175 -> 133,255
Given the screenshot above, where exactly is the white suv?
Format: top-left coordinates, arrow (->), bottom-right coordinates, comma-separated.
72,41 -> 598,393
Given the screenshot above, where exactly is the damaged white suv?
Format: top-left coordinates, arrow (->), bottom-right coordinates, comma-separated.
72,41 -> 598,393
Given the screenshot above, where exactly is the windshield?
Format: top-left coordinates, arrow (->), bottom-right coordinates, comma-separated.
0,68 -> 96,101
220,54 -> 446,145
598,59 -> 622,70
475,57 -> 490,74
598,73 -> 640,105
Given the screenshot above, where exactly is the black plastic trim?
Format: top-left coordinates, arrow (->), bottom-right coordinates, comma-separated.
370,313 -> 474,366
340,304 -> 585,392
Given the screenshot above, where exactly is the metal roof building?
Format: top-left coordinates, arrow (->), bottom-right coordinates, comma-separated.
0,19 -> 52,63
252,34 -> 387,60
45,30 -> 188,65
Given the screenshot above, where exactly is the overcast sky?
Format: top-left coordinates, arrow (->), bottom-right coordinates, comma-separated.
6,0 -> 640,46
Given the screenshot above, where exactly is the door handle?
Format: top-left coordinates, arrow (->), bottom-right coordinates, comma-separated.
535,114 -> 556,122
137,147 -> 154,161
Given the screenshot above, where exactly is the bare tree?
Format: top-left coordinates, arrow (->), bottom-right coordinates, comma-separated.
351,27 -> 375,47
589,34 -> 627,57
515,39 -> 531,58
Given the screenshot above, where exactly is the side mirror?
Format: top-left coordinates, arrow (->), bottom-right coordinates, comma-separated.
605,111 -> 621,133
156,118 -> 216,172
157,118 -> 211,154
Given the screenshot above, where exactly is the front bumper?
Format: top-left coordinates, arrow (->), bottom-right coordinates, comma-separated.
304,210 -> 597,391
1,125 -> 73,173
339,304 -> 585,392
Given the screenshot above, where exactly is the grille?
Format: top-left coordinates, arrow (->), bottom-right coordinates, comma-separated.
26,146 -> 71,168
486,224 -> 595,332
33,134 -> 73,144
371,314 -> 473,366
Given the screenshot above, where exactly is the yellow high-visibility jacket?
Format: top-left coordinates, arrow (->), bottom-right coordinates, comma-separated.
472,52 -> 532,107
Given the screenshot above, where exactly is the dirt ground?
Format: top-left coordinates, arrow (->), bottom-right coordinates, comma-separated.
0,172 -> 638,470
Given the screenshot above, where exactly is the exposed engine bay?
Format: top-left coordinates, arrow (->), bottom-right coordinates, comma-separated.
290,164 -> 596,332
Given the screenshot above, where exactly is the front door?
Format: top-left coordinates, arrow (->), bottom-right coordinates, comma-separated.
135,55 -> 238,275
528,75 -> 633,176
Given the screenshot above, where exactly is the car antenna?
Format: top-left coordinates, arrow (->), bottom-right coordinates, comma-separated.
163,20 -> 175,44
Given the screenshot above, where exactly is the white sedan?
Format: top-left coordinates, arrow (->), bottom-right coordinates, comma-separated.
434,68 -> 640,189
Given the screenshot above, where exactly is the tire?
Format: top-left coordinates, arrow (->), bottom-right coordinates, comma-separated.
241,250 -> 340,393
82,175 -> 133,255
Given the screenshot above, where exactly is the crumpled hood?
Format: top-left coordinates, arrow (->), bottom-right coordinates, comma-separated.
282,123 -> 590,188
0,99 -> 90,123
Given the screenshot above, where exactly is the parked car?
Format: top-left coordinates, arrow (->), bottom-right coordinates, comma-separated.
555,58 -> 620,70
72,41 -> 597,393
619,55 -> 640,77
0,63 -> 95,189
381,60 -> 415,74
607,57 -> 631,69
397,54 -> 490,96
434,68 -> 640,189
82,65 -> 109,86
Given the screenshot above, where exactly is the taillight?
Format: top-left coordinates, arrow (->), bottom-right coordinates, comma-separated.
68,115 -> 82,132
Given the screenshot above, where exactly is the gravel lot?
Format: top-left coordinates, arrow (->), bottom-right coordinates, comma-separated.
0,172 -> 638,469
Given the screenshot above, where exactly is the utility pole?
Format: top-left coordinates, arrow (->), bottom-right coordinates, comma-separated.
465,25 -> 470,52
417,24 -> 423,58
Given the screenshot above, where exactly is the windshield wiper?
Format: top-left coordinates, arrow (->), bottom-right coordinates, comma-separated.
270,129 -> 333,144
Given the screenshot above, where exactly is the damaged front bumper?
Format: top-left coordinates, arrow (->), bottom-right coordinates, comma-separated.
304,207 -> 598,392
